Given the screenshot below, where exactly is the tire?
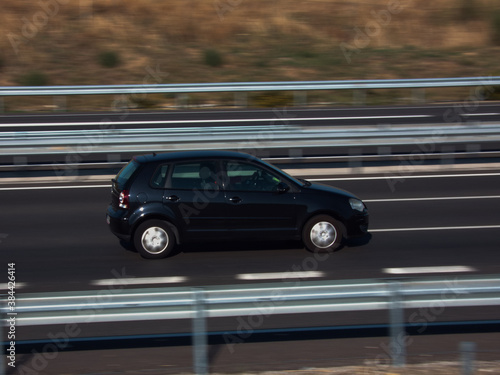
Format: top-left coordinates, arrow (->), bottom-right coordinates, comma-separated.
133,220 -> 176,259
302,215 -> 343,253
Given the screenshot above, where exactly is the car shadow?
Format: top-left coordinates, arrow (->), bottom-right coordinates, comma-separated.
344,233 -> 373,248
119,240 -> 137,253
120,234 -> 372,257
180,239 -> 305,254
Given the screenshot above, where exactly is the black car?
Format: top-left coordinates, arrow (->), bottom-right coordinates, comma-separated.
106,150 -> 369,259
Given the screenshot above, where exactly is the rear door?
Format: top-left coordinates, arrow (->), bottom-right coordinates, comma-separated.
163,160 -> 227,240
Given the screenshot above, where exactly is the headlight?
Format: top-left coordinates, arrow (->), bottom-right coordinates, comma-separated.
349,198 -> 365,212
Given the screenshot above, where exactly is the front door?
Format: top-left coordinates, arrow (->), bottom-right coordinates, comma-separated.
223,160 -> 300,240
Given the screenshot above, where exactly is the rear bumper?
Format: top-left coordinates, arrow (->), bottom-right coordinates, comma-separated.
106,206 -> 131,242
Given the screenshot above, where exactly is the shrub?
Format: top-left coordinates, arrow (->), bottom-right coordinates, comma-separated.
204,49 -> 223,67
252,92 -> 293,108
490,87 -> 500,100
129,95 -> 158,108
98,51 -> 121,68
297,50 -> 316,59
482,86 -> 500,100
20,71 -> 48,86
457,0 -> 479,22
492,11 -> 500,45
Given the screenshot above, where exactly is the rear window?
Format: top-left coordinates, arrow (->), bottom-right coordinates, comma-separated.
150,164 -> 169,188
169,161 -> 219,190
115,160 -> 140,188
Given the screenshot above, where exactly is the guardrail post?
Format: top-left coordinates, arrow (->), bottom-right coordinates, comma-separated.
412,88 -> 426,104
176,94 -> 189,108
192,288 -> 208,375
54,96 -> 67,112
353,89 -> 366,106
1,312 -> 4,375
0,97 -> 4,113
460,341 -> 476,375
234,92 -> 247,107
294,91 -> 307,107
388,280 -> 406,367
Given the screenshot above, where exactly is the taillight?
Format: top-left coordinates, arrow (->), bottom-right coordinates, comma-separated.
119,190 -> 130,209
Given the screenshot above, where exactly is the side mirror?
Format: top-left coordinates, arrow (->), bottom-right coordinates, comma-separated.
276,182 -> 290,194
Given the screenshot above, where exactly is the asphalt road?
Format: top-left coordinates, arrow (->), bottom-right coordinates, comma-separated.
1,103 -> 500,131
1,103 -> 500,373
2,171 -> 500,293
1,168 -> 500,374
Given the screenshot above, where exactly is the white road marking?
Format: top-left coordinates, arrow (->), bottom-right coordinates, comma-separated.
461,113 -> 500,117
0,282 -> 26,290
237,271 -> 325,281
0,115 -> 432,128
383,266 -> 475,275
3,171 -> 500,191
0,185 -> 110,191
92,277 -> 188,286
310,172 -> 500,181
365,195 -> 500,203
371,225 -> 500,233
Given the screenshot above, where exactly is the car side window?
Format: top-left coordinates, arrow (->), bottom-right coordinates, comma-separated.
150,164 -> 169,188
225,161 -> 282,192
169,161 -> 220,191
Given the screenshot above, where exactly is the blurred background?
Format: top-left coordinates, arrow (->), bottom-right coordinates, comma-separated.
1,0 -> 500,109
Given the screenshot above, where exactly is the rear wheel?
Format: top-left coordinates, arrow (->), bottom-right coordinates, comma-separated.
302,215 -> 343,253
134,220 -> 176,259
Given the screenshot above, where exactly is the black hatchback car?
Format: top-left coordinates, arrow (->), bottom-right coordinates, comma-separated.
106,151 -> 369,259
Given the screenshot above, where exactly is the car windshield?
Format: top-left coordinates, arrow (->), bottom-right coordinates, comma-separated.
114,160 -> 140,189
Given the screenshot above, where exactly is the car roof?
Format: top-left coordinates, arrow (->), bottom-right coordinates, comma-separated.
133,150 -> 259,164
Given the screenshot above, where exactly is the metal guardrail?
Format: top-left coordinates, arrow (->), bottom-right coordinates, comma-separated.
1,76 -> 499,163
3,123 -> 500,158
1,77 -> 499,96
12,276 -> 500,325
3,275 -> 500,373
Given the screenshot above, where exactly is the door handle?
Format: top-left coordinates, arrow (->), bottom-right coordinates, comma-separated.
166,195 -> 180,202
229,196 -> 242,204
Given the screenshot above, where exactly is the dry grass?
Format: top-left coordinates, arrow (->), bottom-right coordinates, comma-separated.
1,0 -> 500,109
235,361 -> 500,374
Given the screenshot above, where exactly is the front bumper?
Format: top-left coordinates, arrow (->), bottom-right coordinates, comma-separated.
345,211 -> 369,238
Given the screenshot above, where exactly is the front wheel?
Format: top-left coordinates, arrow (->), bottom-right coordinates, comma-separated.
133,220 -> 176,259
302,215 -> 343,253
